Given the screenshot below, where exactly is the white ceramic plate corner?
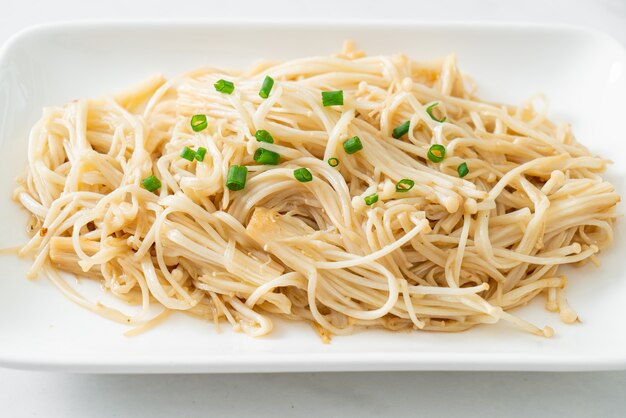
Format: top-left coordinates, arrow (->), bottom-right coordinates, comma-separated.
1,20 -> 625,373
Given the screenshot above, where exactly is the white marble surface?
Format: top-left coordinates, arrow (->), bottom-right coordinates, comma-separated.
1,0 -> 625,416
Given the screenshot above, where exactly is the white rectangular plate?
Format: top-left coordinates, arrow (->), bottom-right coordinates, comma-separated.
1,21 -> 625,373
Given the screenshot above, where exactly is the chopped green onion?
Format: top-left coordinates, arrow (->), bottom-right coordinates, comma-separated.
226,165 -> 248,191
426,102 -> 447,123
141,175 -> 161,192
343,136 -> 363,154
322,90 -> 343,107
328,157 -> 340,167
259,76 -> 274,99
214,79 -> 235,94
294,167 -> 313,183
364,193 -> 379,206
254,148 -> 280,165
191,114 -> 208,132
255,130 -> 274,144
427,144 -> 446,163
180,146 -> 196,161
457,162 -> 469,178
392,121 -> 410,139
195,147 -> 207,162
396,179 -> 415,192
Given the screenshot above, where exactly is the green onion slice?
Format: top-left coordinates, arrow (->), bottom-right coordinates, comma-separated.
457,162 -> 469,178
322,90 -> 343,107
141,175 -> 161,192
255,130 -> 274,144
426,102 -> 447,123
392,121 -> 410,139
191,114 -> 208,132
364,193 -> 379,206
226,165 -> 248,191
214,79 -> 235,94
427,144 -> 446,163
395,179 -> 415,192
328,157 -> 340,167
195,147 -> 207,162
180,146 -> 196,161
343,136 -> 363,155
259,76 -> 274,99
294,167 -> 313,182
253,148 -> 280,165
